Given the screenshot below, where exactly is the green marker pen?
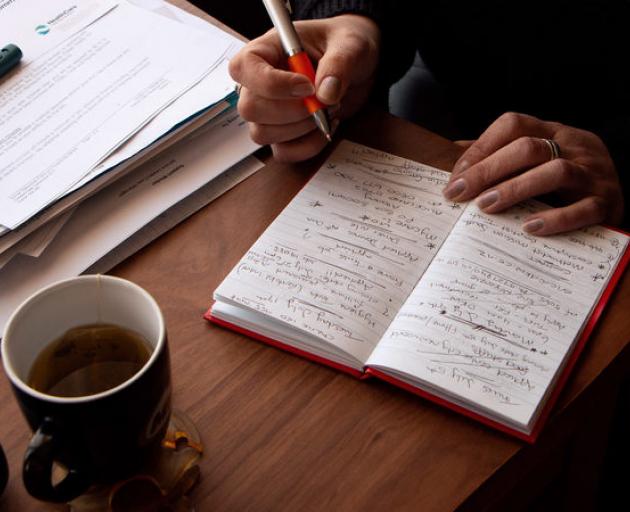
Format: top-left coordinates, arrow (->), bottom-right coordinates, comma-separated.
0,44 -> 22,78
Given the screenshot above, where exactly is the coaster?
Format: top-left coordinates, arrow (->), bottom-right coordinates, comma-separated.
67,409 -> 203,512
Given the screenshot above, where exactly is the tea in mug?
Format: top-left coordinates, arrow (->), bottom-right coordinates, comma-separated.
27,324 -> 152,397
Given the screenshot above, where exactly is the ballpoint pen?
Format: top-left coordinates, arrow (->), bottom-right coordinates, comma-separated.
0,44 -> 22,79
261,0 -> 332,141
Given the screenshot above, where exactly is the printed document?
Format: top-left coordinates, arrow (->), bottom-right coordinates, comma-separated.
0,110 -> 260,332
0,1 -> 237,229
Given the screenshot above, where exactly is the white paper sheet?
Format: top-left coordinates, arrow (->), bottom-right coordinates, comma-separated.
0,110 -> 261,332
0,0 -> 118,65
68,0 -> 244,193
0,100 -> 232,255
368,202 -> 629,429
214,141 -> 464,364
0,0 -> 243,240
0,210 -> 74,270
0,1 -> 237,229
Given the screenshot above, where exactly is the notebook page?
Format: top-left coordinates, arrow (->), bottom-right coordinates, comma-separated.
214,141 -> 464,364
367,201 -> 629,428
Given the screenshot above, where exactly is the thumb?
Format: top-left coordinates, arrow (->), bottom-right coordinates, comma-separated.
314,33 -> 376,106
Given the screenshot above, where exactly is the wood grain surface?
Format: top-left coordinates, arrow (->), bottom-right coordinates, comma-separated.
1,108 -> 629,511
1,2 -> 629,510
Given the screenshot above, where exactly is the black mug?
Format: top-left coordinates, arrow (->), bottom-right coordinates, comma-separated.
1,275 -> 171,503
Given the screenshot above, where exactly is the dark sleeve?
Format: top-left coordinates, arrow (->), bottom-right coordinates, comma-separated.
292,0 -> 416,94
293,0 -> 385,20
597,120 -> 630,228
585,3 -> 630,229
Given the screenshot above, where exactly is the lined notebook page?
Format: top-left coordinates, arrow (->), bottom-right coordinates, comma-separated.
367,201 -> 629,428
214,141 -> 463,364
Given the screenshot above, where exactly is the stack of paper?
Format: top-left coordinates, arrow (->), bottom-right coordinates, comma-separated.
0,0 -> 262,331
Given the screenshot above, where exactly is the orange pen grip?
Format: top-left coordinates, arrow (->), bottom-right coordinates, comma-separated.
287,52 -> 325,114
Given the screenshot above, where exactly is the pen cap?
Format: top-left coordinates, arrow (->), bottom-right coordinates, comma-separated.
0,44 -> 22,71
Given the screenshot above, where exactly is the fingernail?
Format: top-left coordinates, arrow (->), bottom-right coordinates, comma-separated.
318,76 -> 341,104
477,190 -> 499,210
453,159 -> 470,174
292,81 -> 315,97
444,178 -> 466,200
522,218 -> 544,233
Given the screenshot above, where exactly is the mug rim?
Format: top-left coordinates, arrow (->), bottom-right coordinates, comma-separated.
1,275 -> 166,405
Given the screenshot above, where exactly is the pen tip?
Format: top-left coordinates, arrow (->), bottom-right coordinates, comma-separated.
325,133 -> 332,142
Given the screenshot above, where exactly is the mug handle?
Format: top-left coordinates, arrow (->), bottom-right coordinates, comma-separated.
23,418 -> 91,503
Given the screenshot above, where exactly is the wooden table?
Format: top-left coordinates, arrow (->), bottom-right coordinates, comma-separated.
1,108 -> 629,511
2,5 -> 630,511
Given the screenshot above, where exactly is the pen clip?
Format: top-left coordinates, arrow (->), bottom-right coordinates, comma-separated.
284,0 -> 292,14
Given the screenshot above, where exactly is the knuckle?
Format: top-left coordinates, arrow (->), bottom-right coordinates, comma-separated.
228,57 -> 242,81
466,143 -> 489,162
516,136 -> 539,156
553,159 -> 575,182
474,162 -> 494,187
237,94 -> 257,121
260,68 -> 281,96
499,112 -> 524,132
325,51 -> 352,74
502,174 -> 533,204
551,208 -> 572,230
343,31 -> 372,57
248,123 -> 269,145
588,130 -> 605,147
503,179 -> 526,203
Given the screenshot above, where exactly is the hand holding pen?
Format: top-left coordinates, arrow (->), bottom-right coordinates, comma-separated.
262,0 -> 332,141
229,13 -> 380,162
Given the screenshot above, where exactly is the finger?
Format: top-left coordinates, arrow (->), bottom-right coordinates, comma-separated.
475,159 -> 588,213
248,118 -> 318,146
229,37 -> 315,100
452,112 -> 556,175
237,88 -> 312,124
444,136 -> 559,201
521,197 -> 607,236
454,140 -> 475,148
271,119 -> 340,163
314,30 -> 378,105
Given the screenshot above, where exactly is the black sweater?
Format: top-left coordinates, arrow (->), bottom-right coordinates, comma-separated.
294,0 -> 630,224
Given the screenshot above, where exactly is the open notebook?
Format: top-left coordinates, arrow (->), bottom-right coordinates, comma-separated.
207,140 -> 629,441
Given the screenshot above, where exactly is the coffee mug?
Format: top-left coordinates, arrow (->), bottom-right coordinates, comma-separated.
1,275 -> 171,503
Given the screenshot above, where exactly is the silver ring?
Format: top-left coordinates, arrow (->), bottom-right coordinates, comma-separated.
234,83 -> 243,96
542,138 -> 560,161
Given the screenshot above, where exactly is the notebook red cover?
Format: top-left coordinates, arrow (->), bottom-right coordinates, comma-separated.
205,238 -> 630,443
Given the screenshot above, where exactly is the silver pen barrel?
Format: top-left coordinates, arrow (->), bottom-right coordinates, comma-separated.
261,0 -> 302,56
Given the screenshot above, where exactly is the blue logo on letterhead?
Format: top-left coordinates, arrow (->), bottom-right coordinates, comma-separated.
35,24 -> 50,35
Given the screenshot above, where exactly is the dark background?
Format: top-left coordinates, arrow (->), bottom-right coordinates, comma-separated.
187,4 -> 630,509
192,0 -> 271,39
